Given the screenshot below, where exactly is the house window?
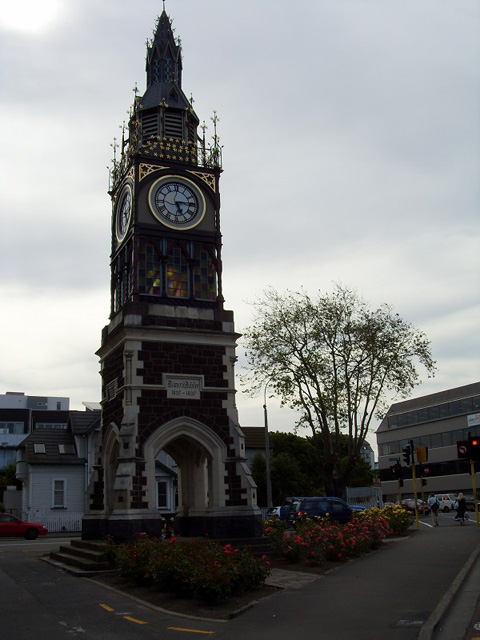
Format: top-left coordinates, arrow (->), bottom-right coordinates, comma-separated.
157,481 -> 168,509
34,443 -> 46,454
52,479 -> 66,508
35,423 -> 67,430
58,444 -> 75,454
0,422 -> 24,434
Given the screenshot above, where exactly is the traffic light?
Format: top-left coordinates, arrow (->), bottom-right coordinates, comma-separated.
393,463 -> 402,479
402,444 -> 411,465
416,446 -> 428,463
469,436 -> 480,461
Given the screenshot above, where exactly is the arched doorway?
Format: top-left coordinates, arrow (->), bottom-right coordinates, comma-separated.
143,417 -> 226,520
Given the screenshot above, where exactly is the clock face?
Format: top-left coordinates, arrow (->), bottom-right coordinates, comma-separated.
148,176 -> 206,230
116,184 -> 133,242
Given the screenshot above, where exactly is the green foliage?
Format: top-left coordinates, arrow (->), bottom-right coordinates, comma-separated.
253,430 -> 374,505
252,442 -> 324,506
108,534 -> 272,605
242,285 -> 436,494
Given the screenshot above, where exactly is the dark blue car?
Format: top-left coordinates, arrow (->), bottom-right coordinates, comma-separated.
287,497 -> 353,526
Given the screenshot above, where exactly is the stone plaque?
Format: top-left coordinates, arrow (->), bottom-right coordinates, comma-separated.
166,377 -> 201,400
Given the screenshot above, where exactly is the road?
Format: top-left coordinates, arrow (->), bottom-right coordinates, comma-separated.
1,513 -> 479,640
0,536 -> 220,639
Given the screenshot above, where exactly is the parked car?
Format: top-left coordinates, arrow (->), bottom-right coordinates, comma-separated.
401,499 -> 430,515
279,497 -> 311,520
265,506 -> 281,519
464,495 -> 477,512
349,504 -> 366,512
287,497 -> 353,526
434,494 -> 457,512
0,514 -> 48,539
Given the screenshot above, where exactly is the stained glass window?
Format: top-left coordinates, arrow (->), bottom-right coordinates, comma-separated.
193,244 -> 217,301
136,239 -> 217,302
139,240 -> 163,296
166,241 -> 188,298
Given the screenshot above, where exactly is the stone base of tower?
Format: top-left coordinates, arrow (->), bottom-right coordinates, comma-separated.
175,512 -> 262,539
82,515 -> 166,542
82,511 -> 262,543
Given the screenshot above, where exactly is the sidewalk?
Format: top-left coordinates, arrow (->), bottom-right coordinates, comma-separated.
420,535 -> 480,640
211,516 -> 480,640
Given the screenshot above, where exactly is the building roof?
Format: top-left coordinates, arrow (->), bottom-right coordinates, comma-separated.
377,381 -> 480,433
69,410 -> 101,435
155,459 -> 177,478
19,428 -> 85,465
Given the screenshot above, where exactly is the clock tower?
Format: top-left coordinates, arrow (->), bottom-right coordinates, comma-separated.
82,9 -> 261,541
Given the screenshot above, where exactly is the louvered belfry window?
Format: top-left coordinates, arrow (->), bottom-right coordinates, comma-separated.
142,112 -> 159,142
164,112 -> 183,139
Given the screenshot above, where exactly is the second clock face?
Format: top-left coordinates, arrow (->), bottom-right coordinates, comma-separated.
148,176 -> 206,230
115,183 -> 133,242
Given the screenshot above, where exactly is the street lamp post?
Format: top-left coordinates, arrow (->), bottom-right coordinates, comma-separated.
263,382 -> 273,510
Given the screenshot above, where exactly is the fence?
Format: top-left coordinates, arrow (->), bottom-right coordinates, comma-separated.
346,486 -> 383,510
23,509 -> 83,533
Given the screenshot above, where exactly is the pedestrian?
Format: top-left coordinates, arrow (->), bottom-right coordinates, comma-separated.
454,492 -> 467,525
427,493 -> 440,526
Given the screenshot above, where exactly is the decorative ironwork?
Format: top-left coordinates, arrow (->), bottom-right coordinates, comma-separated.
139,163 -> 169,181
109,98 -> 222,192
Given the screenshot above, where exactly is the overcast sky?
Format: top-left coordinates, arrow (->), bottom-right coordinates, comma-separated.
1,0 -> 479,453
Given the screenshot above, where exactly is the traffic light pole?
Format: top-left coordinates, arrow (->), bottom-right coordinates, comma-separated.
411,457 -> 419,529
470,458 -> 479,527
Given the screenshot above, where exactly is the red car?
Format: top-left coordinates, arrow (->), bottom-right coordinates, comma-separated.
0,514 -> 48,539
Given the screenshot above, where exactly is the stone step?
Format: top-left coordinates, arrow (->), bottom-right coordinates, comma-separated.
49,550 -> 112,571
46,539 -> 113,576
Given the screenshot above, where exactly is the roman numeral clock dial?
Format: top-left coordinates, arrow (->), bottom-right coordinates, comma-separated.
148,176 -> 206,230
115,183 -> 133,242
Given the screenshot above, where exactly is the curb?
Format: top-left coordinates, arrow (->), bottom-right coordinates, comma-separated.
417,540 -> 480,640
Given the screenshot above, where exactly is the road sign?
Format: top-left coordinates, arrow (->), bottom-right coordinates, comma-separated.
457,441 -> 469,459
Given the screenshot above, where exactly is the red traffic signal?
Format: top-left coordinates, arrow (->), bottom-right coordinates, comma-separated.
469,436 -> 480,461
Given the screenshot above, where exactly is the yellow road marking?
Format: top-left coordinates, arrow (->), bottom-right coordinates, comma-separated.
167,629 -> 215,635
123,616 -> 148,625
99,604 -> 114,612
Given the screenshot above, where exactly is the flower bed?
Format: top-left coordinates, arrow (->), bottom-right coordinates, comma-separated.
263,505 -> 411,566
106,535 -> 272,605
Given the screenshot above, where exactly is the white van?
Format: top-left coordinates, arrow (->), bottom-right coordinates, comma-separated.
434,494 -> 457,512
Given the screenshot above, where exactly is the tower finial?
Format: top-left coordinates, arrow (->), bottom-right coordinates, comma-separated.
162,0 -> 166,12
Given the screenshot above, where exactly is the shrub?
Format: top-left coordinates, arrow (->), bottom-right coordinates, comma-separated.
264,508 -> 394,566
107,535 -> 271,605
377,504 -> 412,536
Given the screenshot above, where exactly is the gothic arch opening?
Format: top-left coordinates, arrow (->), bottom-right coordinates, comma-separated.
103,425 -> 120,514
143,417 -> 227,517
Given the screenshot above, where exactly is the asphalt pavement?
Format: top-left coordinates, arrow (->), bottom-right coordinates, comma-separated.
3,513 -> 480,639
208,512 -> 480,640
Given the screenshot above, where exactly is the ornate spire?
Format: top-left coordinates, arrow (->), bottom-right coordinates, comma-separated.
144,9 -> 183,97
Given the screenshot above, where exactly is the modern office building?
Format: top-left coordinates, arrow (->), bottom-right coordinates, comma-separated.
377,382 -> 480,501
